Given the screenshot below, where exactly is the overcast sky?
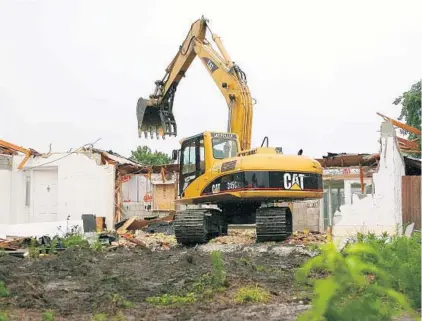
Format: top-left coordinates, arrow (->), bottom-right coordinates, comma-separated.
0,0 -> 421,159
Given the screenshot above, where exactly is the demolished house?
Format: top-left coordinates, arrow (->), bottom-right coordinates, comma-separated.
330,114 -> 421,241
0,140 -> 178,238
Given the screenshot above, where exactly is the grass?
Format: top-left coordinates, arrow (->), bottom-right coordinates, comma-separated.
210,250 -> 227,288
0,311 -> 7,321
234,285 -> 271,303
92,313 -> 108,321
0,282 -> 9,298
146,250 -> 229,307
62,234 -> 90,248
146,293 -> 196,306
295,232 -> 421,321
109,294 -> 135,309
42,310 -> 55,321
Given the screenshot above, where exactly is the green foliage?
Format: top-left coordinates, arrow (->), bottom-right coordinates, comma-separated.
109,294 -> 135,309
393,80 -> 421,156
0,281 -> 9,298
295,241 -> 415,321
92,240 -> 104,252
92,313 -> 108,321
62,234 -> 89,248
234,285 -> 271,303
28,238 -> 39,258
146,293 -> 196,306
129,145 -> 172,165
0,311 -> 8,321
210,250 -> 227,288
42,310 -> 55,321
355,231 -> 421,310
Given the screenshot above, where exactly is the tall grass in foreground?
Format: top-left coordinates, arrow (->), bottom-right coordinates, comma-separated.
295,232 -> 421,321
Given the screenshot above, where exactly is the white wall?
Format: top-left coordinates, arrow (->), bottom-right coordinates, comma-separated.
0,152 -> 116,237
332,122 -> 405,241
0,169 -> 12,225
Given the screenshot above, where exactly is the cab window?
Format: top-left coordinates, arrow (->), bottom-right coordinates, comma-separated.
182,141 -> 196,174
179,135 -> 206,196
212,138 -> 238,159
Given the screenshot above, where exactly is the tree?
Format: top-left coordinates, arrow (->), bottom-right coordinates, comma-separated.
393,80 -> 421,156
129,145 -> 172,165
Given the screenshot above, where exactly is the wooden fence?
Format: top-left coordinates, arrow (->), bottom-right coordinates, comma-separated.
402,176 -> 421,230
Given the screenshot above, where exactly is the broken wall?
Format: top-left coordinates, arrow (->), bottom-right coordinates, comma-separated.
292,200 -> 321,232
0,155 -> 12,225
122,173 -> 176,219
332,122 -> 405,241
0,152 -> 115,237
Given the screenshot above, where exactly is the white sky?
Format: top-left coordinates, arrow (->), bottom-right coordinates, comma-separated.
0,0 -> 421,159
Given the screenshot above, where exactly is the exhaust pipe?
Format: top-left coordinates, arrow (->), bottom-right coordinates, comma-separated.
136,97 -> 177,139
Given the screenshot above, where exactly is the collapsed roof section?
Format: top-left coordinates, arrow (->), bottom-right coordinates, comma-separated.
87,148 -> 178,175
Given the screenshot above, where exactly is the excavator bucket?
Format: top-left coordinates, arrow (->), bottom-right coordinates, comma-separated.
136,97 -> 177,139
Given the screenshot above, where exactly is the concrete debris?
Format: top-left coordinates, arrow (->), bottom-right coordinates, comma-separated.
211,229 -> 256,245
284,230 -> 327,245
116,231 -> 178,251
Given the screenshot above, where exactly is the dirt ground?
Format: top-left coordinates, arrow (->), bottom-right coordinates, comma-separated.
0,243 -> 315,321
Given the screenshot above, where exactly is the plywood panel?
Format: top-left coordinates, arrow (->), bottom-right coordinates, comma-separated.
402,176 -> 421,230
153,184 -> 176,211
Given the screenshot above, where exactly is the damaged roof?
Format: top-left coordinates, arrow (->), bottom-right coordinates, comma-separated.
316,153 -> 380,168
88,148 -> 179,175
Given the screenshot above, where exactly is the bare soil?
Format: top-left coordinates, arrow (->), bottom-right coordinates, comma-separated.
0,244 -> 314,321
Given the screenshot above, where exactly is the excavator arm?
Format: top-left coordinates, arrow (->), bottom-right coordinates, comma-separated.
137,16 -> 253,151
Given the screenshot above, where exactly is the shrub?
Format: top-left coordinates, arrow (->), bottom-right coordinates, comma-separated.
295,241 -> 415,321
355,231 -> 421,309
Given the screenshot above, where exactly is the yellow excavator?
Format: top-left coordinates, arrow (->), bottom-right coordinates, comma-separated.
137,16 -> 323,244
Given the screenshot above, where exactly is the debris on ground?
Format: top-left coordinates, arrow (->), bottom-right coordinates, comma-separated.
113,231 -> 177,251
212,228 -> 256,245
116,213 -> 176,234
284,230 -> 327,245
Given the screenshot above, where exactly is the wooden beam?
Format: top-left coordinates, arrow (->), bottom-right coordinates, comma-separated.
0,139 -> 30,154
397,137 -> 420,151
377,112 -> 422,136
17,153 -> 31,170
359,163 -> 364,193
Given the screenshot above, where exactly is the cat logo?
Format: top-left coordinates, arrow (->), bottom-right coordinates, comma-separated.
212,183 -> 221,194
284,173 -> 305,190
201,57 -> 219,73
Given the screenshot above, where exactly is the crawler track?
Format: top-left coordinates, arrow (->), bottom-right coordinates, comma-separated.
174,208 -> 223,245
256,207 -> 292,242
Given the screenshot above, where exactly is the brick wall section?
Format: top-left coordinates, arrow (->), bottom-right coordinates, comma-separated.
122,202 -> 171,219
292,200 -> 321,232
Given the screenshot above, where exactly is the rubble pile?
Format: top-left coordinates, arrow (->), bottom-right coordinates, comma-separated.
284,230 -> 327,245
211,228 -> 256,245
115,231 -> 177,251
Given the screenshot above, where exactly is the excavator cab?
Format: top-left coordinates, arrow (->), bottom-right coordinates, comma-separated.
174,131 -> 241,198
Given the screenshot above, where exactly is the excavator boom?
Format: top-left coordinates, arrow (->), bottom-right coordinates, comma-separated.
137,16 -> 253,150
